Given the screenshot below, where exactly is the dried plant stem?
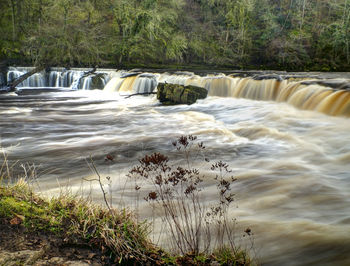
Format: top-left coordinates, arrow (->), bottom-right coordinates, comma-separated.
84,156 -> 111,211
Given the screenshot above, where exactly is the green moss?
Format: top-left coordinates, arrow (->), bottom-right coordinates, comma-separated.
157,83 -> 208,105
213,246 -> 251,265
0,196 -> 46,219
194,254 -> 208,263
161,255 -> 177,265
0,183 -> 158,264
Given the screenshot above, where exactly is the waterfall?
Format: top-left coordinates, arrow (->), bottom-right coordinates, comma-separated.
80,77 -> 92,90
132,74 -> 157,93
118,76 -> 138,92
7,67 -> 46,87
103,71 -> 127,92
49,71 -> 59,87
104,73 -> 158,93
104,77 -> 125,92
205,76 -> 350,117
6,67 -> 110,90
5,67 -> 350,117
158,72 -> 194,85
153,72 -> 350,117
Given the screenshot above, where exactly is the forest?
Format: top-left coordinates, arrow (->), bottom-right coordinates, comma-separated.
1,0 -> 350,71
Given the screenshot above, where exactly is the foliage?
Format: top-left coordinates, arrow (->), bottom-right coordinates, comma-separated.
0,0 -> 349,70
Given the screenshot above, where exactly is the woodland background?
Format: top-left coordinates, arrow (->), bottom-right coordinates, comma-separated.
1,0 -> 349,71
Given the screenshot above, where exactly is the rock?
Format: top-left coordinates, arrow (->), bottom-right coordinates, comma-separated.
157,83 -> 208,105
301,79 -> 350,90
120,72 -> 141,78
90,75 -> 106,90
252,74 -> 283,81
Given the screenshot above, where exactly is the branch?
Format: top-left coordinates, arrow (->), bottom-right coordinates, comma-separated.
6,66 -> 46,92
121,92 -> 157,98
85,156 -> 111,211
82,66 -> 97,79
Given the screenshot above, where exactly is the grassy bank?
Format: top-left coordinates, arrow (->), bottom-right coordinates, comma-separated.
0,179 -> 159,265
0,136 -> 253,265
0,180 -> 252,265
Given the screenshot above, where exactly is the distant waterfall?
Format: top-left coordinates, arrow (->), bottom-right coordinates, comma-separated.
48,70 -> 81,87
6,67 -> 110,90
7,67 -> 46,87
6,67 -> 350,117
202,77 -> 350,117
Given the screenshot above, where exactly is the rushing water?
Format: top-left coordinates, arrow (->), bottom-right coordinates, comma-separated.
6,67 -> 109,90
1,69 -> 350,265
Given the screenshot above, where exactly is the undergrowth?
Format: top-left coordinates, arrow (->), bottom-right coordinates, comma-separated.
0,179 -> 159,264
0,137 -> 254,265
127,135 -> 253,265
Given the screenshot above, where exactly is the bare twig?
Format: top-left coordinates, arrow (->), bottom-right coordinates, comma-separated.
84,156 -> 111,211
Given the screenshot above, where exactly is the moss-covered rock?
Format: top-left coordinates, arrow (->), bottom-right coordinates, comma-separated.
90,74 -> 106,90
157,83 -> 208,105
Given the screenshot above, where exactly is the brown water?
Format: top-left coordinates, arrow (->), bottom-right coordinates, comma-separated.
1,72 -> 350,265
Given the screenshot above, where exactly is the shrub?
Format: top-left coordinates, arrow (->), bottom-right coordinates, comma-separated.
128,135 -> 244,259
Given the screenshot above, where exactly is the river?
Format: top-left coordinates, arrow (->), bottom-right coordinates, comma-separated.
1,68 -> 350,265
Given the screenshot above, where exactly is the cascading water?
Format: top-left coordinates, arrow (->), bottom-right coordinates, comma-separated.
103,72 -> 158,93
6,67 -> 110,90
132,74 -> 158,93
1,69 -> 350,265
207,77 -> 350,117
7,67 -> 46,87
104,71 -> 350,117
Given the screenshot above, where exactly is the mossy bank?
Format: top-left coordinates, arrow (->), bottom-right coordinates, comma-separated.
0,180 -> 252,265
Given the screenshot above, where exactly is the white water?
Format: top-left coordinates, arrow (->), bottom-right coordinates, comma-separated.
1,71 -> 350,265
6,67 -> 110,90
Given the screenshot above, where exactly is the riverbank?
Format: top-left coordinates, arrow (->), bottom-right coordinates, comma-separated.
0,180 -> 251,265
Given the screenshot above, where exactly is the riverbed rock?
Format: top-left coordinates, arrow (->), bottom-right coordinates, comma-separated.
90,74 -> 106,90
252,74 -> 283,81
301,79 -> 350,90
157,83 -> 208,105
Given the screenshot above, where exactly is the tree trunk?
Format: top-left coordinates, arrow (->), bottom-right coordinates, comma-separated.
10,0 -> 16,41
7,66 -> 45,92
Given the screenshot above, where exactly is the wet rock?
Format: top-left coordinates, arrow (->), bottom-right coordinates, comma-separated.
252,74 -> 283,81
301,79 -> 350,90
174,71 -> 194,76
157,83 -> 208,105
120,72 -> 141,78
90,75 -> 106,90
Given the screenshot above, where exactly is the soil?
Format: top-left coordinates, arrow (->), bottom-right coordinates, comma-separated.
0,217 -> 105,266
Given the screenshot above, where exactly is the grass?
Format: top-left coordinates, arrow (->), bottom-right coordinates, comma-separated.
0,181 -> 253,265
0,137 -> 254,265
0,179 -> 159,264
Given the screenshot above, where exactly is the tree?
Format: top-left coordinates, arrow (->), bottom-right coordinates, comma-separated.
23,0 -> 107,67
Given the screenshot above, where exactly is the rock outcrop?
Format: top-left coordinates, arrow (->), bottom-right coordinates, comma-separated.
157,83 -> 208,105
